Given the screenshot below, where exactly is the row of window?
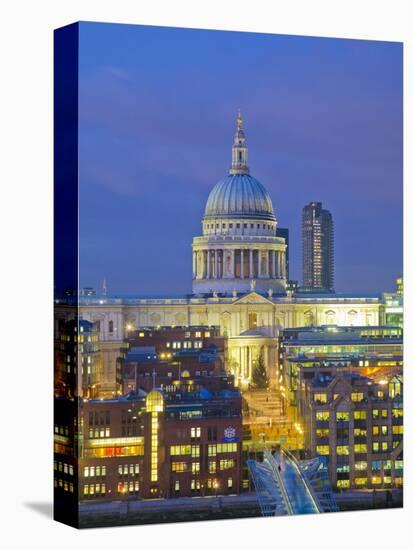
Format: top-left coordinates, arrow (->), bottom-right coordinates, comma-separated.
316,425 -> 403,437
83,483 -> 106,495
54,478 -> 74,492
316,441 -> 400,455
165,341 -> 203,349
205,221 -> 273,231
174,477 -> 233,491
54,461 -> 74,476
83,465 -> 106,477
337,477 -> 403,488
118,481 -> 139,494
171,459 -> 236,474
118,464 -> 140,476
89,428 -> 111,438
316,408 -> 403,422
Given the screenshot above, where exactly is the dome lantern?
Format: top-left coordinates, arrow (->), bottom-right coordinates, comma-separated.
230,110 -> 249,175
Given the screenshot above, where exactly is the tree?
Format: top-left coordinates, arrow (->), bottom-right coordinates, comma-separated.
251,350 -> 270,389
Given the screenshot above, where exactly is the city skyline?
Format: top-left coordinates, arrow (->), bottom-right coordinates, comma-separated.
78,23 -> 402,296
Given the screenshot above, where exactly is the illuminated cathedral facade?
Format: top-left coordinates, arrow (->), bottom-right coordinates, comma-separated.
77,114 -> 384,387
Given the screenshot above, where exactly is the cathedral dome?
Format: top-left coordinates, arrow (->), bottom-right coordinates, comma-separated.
204,173 -> 275,221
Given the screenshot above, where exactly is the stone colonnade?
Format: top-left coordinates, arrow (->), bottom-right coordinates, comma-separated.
193,248 -> 286,280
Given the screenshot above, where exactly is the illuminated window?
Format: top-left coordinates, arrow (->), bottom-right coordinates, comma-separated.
354,444 -> 367,453
351,393 -> 364,402
381,409 -> 388,418
192,462 -> 200,474
393,425 -> 403,435
372,476 -> 382,485
227,478 -> 233,489
174,480 -> 180,492
208,445 -> 217,457
220,459 -> 235,470
314,393 -> 327,404
354,410 -> 366,420
171,462 -> 188,473
316,445 -> 329,455
316,411 -> 329,421
392,408 -> 403,418
209,461 -> 217,474
382,442 -> 388,451
191,427 -> 201,440
354,461 -> 367,471
372,409 -> 379,419
373,426 -> 379,435
381,426 -> 388,435
316,428 -> 329,437
191,479 -> 201,491
354,478 -> 368,486
372,442 -> 379,453
337,480 -> 350,488
191,445 -> 200,458
336,412 -> 350,421
336,446 -> 349,455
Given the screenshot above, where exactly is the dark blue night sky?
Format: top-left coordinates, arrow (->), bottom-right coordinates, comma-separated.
78,22 -> 402,296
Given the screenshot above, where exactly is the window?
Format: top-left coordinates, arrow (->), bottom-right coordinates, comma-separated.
316,445 -> 329,455
381,409 -> 388,418
192,462 -> 200,474
351,393 -> 364,402
191,445 -> 200,458
381,426 -> 388,435
209,461 -> 217,474
337,480 -> 350,488
392,408 -> 403,418
393,425 -> 403,435
108,320 -> 114,333
354,478 -> 368,486
373,442 -> 379,453
373,426 -> 379,435
227,478 -> 233,489
354,461 -> 368,471
354,410 -> 366,420
316,428 -> 329,437
336,446 -> 349,455
170,445 -> 191,456
372,409 -> 379,419
191,479 -> 201,491
354,444 -> 367,453
336,412 -> 350,421
316,411 -> 329,421
174,480 -> 180,492
171,462 -> 188,473
371,476 -> 382,485
314,393 -> 327,404
371,461 -> 382,471
220,459 -> 235,470
191,427 -> 201,440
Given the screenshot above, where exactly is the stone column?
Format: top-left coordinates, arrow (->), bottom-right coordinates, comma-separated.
272,250 -> 276,279
277,251 -> 281,278
258,250 -> 262,278
265,252 -> 269,278
206,250 -> 211,279
249,249 -> 253,278
281,252 -> 285,278
192,251 -> 196,279
214,250 -> 218,279
240,249 -> 244,278
232,249 -> 236,278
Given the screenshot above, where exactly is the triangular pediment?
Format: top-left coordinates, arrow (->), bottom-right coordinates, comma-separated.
233,292 -> 274,306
